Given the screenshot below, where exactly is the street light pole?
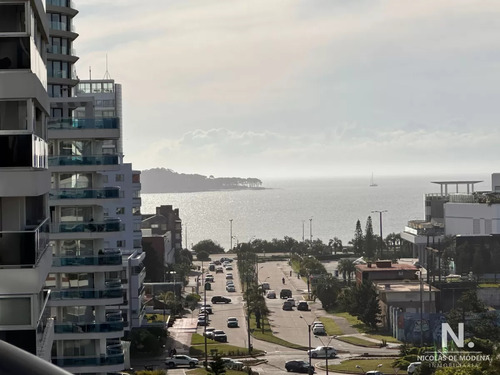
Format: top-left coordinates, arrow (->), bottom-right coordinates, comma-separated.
371,210 -> 387,259
315,335 -> 336,375
309,218 -> 313,242
229,219 -> 233,251
300,316 -> 314,372
185,224 -> 188,249
302,220 -> 305,242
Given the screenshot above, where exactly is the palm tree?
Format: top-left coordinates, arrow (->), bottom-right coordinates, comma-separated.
328,237 -> 343,255
337,258 -> 356,284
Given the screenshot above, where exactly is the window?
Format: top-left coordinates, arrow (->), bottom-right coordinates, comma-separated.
0,298 -> 31,325
115,174 -> 124,182
116,207 -> 125,215
117,240 -> 125,247
0,4 -> 26,33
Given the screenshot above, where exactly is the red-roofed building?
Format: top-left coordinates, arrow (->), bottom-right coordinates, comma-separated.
355,260 -> 419,284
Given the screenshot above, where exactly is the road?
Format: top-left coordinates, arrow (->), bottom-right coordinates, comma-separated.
191,257 -> 399,374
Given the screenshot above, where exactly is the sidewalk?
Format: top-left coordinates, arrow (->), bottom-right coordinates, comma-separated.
168,317 -> 198,354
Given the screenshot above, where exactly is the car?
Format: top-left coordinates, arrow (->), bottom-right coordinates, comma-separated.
407,362 -> 422,374
216,266 -> 224,273
297,301 -> 309,311
282,301 -> 293,310
200,308 -> 211,316
226,280 -> 234,286
308,346 -> 336,358
226,273 -> 233,280
225,265 -> 233,271
365,372 -> 383,375
197,317 -> 208,326
226,285 -> 236,292
312,324 -> 326,335
211,296 -> 231,304
285,360 -> 315,373
200,304 -> 213,314
203,327 -> 216,338
223,261 -> 230,267
261,282 -> 270,290
266,290 -> 276,299
280,289 -> 292,299
353,257 -> 366,265
165,354 -> 199,368
286,298 -> 296,307
205,275 -> 214,283
221,357 -> 244,370
208,264 -> 216,271
213,330 -> 228,342
227,317 -> 239,328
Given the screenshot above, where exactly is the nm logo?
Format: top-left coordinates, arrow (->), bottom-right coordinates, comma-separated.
441,323 -> 474,349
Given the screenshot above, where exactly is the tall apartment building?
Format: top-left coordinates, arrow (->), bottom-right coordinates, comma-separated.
0,0 -> 54,361
45,2 -> 145,373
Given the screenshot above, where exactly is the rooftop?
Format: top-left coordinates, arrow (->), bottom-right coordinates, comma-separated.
356,262 -> 419,272
374,280 -> 439,292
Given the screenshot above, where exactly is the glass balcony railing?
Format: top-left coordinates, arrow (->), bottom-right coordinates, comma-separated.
52,250 -> 122,267
50,287 -> 123,300
52,345 -> 124,367
0,218 -> 50,267
46,0 -> 76,8
50,187 -> 120,200
48,118 -> 120,130
48,154 -> 119,166
54,320 -> 123,334
51,219 -> 123,233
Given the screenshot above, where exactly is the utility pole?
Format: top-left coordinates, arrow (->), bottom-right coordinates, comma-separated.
229,219 -> 233,250
371,210 -> 387,259
309,217 -> 313,242
302,220 -> 305,242
185,224 -> 188,249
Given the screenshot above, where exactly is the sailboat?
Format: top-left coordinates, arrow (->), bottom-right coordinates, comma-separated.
369,173 -> 378,187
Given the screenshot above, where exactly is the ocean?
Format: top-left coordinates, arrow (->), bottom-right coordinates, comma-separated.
141,174 -> 492,251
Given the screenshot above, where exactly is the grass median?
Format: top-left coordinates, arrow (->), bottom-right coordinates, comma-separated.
189,333 -> 265,357
333,312 -> 401,344
325,358 -> 405,374
249,314 -> 308,350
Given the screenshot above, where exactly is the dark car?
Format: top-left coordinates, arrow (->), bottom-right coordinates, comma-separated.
285,360 -> 314,373
297,301 -> 309,311
280,289 -> 292,299
211,296 -> 231,304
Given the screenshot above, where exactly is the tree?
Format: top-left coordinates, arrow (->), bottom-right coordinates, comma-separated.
208,354 -> 226,374
313,275 -> 341,310
192,239 -> 225,254
350,220 -> 364,256
364,216 -> 376,260
339,281 -> 380,329
337,258 -> 356,284
185,293 -> 201,312
328,237 -> 343,255
197,251 -> 210,261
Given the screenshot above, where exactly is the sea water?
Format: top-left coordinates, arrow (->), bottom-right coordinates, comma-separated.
141,174 -> 491,251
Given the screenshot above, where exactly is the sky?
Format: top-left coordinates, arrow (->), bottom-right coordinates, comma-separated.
75,0 -> 500,179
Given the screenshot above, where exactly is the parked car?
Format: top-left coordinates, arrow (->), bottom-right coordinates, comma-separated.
282,301 -> 293,310
286,297 -> 296,307
200,304 -> 213,314
226,285 -> 236,292
280,289 -> 292,299
285,360 -> 315,373
226,273 -> 233,280
197,316 -> 208,326
204,282 -> 211,291
205,274 -> 214,282
312,324 -> 326,335
407,362 -> 422,374
266,290 -> 276,299
225,265 -> 233,271
261,282 -> 270,291
226,280 -> 234,286
208,264 -> 216,271
297,301 -> 309,311
165,354 -> 199,368
213,330 -> 228,342
216,266 -> 224,273
211,296 -> 231,304
308,346 -> 336,358
227,317 -> 239,328
203,327 -> 216,339
221,357 -> 244,370
365,372 -> 383,375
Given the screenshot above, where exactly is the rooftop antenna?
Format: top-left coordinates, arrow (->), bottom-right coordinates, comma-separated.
89,66 -> 92,80
103,54 -> 112,79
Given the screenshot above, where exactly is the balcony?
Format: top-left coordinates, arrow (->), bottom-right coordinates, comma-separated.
51,219 -> 123,234
54,318 -> 124,334
48,154 -> 120,167
0,218 -> 50,267
48,118 -> 120,130
0,134 -> 48,169
51,344 -> 124,368
52,249 -> 122,267
50,187 -> 120,200
49,287 -> 123,300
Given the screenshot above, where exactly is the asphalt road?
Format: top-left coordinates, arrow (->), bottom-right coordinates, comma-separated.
193,257 -> 399,374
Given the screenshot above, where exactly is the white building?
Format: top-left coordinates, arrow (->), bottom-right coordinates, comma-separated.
0,0 -> 54,361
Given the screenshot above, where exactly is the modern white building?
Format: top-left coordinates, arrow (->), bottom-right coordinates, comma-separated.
0,0 -> 54,361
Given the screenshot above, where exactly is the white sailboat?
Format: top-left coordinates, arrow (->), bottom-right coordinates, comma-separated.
369,173 -> 378,187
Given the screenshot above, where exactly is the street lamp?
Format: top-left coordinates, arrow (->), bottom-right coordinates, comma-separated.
309,217 -> 313,242
314,334 -> 336,375
229,219 -> 233,250
300,315 -> 315,372
355,364 -> 365,374
371,210 -> 387,259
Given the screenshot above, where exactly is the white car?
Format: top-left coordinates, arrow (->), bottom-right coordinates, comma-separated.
165,354 -> 199,368
266,290 -> 276,299
221,357 -> 244,370
407,362 -> 421,374
312,324 -> 326,335
226,285 -> 236,292
308,346 -> 337,358
226,273 -> 233,280
286,298 -> 295,307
